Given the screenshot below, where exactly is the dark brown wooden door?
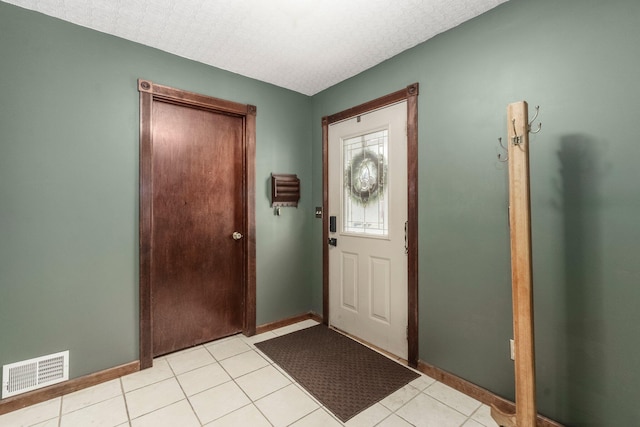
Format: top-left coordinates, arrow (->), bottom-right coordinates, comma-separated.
151,100 -> 244,357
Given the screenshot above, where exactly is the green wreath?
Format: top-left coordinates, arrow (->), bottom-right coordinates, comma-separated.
344,149 -> 387,205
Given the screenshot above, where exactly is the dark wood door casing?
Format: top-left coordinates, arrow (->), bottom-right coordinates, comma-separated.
138,79 -> 256,368
322,83 -> 419,367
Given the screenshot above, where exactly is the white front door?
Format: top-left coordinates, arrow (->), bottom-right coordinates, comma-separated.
328,101 -> 408,358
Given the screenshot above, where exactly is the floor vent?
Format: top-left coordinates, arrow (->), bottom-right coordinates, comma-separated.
2,351 -> 69,398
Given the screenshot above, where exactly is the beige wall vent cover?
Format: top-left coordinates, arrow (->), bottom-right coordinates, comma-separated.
2,350 -> 69,398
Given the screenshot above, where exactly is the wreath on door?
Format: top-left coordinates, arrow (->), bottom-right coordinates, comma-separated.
344,149 -> 387,205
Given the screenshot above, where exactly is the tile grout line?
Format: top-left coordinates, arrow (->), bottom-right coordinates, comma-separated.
49,380 -> 129,424
201,345 -> 260,425
169,365 -> 205,427
421,381 -> 483,421
202,342 -> 277,427
227,356 -> 259,424
372,412 -> 400,427
161,353 -> 202,426
121,359 -> 175,394
119,376 -> 133,426
376,385 -> 423,427
57,395 -> 62,427
256,402 -> 280,427
463,404 -> 494,427
122,352 -> 190,425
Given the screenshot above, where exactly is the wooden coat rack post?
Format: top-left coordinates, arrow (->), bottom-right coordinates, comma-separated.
492,101 -> 538,427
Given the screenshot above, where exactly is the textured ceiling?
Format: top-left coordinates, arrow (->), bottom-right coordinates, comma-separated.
3,0 -> 508,95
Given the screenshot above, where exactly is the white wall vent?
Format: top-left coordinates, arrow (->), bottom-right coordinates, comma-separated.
2,351 -> 69,398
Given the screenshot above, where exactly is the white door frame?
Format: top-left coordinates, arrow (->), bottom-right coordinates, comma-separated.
321,83 -> 419,367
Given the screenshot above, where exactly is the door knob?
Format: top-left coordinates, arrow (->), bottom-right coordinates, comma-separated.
232,231 -> 243,240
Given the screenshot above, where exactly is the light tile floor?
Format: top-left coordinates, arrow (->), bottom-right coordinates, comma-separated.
0,319 -> 499,427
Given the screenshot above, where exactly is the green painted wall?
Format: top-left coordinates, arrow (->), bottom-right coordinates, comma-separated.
311,0 -> 640,424
2,0 -> 639,424
0,3 -> 313,379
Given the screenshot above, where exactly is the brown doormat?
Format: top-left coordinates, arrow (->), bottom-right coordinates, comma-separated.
255,324 -> 420,422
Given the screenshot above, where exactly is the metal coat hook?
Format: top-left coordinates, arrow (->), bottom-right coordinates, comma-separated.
496,104 -> 543,162
497,137 -> 508,162
528,105 -> 542,134
511,118 -> 522,145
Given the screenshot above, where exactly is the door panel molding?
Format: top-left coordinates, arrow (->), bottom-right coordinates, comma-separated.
322,83 -> 419,367
138,79 -> 256,369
